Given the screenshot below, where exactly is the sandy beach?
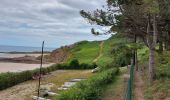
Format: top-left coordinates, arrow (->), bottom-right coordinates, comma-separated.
0,53 -> 53,73
0,62 -> 53,73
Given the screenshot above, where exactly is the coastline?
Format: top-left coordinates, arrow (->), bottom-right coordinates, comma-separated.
0,53 -> 53,73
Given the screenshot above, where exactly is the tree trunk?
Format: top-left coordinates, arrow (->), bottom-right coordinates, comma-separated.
153,14 -> 157,48
146,14 -> 157,83
148,48 -> 155,82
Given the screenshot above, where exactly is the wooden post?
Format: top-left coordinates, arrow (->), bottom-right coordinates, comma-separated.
37,41 -> 44,99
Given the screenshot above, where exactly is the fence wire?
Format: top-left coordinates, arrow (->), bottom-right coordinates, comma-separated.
124,64 -> 134,100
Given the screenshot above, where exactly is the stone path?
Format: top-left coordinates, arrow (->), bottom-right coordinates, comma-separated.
58,78 -> 85,90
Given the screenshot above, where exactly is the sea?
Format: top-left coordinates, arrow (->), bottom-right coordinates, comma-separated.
0,45 -> 55,52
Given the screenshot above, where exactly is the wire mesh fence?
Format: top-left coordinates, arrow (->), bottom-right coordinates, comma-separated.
124,64 -> 134,100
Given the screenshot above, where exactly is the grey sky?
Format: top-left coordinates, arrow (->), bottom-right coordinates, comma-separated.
0,0 -> 110,48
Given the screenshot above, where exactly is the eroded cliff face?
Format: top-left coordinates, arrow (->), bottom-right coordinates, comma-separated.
48,44 -> 75,63
49,48 -> 68,63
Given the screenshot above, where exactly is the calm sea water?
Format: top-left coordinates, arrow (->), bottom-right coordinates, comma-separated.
0,45 -> 55,52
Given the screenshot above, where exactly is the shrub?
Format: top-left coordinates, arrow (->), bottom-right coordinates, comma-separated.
155,51 -> 170,79
69,59 -> 79,69
0,71 -> 33,90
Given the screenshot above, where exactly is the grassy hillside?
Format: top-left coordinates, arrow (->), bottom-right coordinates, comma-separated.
64,36 -> 117,67
65,41 -> 101,64
64,35 -> 130,68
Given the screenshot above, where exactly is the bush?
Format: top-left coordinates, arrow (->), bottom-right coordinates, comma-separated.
69,59 -> 80,69
155,51 -> 170,79
0,71 -> 33,90
54,68 -> 119,100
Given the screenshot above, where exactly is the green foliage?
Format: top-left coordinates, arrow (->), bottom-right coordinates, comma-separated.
56,59 -> 97,69
96,35 -> 121,67
65,35 -> 118,68
53,68 -> 119,100
156,51 -> 170,79
137,47 -> 170,79
143,0 -> 159,13
69,59 -> 79,68
111,35 -> 133,67
137,46 -> 149,63
0,71 -> 33,90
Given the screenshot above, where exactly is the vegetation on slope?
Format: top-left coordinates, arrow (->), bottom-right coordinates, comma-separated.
65,41 -> 101,64
62,36 -> 114,68
64,35 -> 132,68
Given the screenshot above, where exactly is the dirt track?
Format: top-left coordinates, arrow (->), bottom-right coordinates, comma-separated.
93,41 -> 104,62
134,71 -> 145,100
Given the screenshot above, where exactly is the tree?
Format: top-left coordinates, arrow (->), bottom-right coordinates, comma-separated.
158,0 -> 170,50
80,0 -> 170,83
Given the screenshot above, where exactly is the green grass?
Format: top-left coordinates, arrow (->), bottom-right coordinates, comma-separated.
64,35 -> 132,68
65,41 -> 101,64
64,36 -> 119,67
96,37 -> 114,67
101,67 -> 127,100
96,35 -> 130,67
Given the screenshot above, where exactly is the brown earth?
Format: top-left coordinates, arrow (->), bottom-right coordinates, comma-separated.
134,71 -> 145,100
47,44 -> 75,63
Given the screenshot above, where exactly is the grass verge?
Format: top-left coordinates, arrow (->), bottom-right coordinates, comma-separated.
101,67 -> 127,100
53,68 -> 119,100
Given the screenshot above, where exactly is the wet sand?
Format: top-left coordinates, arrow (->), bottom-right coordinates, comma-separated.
0,53 -> 53,73
0,62 -> 53,73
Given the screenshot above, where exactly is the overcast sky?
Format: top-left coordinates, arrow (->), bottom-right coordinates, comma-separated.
0,0 -> 111,48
